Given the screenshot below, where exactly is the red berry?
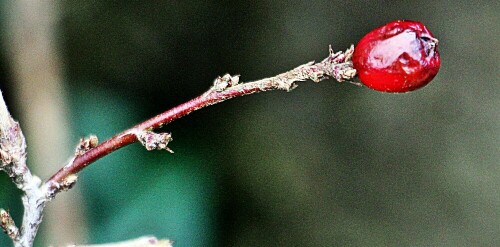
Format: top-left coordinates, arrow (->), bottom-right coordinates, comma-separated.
352,20 -> 441,93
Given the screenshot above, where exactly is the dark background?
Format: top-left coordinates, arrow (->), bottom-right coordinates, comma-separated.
0,1 -> 498,246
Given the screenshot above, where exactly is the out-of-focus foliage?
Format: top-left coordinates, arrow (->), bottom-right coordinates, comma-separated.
0,0 -> 498,246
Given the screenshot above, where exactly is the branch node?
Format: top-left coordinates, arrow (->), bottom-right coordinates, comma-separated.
209,74 -> 240,92
60,174 -> 78,191
45,174 -> 78,199
0,208 -> 19,241
136,131 -> 174,153
75,135 -> 99,156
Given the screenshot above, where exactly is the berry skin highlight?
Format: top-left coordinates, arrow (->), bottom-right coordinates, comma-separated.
352,20 -> 441,93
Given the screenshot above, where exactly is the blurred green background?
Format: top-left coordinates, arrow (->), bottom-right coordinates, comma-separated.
0,1 -> 498,246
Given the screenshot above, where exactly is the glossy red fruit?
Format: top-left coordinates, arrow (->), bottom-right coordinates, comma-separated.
352,20 -> 441,93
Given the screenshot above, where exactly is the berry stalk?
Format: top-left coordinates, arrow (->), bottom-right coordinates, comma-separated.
44,46 -> 356,196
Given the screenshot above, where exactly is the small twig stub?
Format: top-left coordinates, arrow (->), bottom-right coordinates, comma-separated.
75,135 -> 99,156
135,131 -> 174,153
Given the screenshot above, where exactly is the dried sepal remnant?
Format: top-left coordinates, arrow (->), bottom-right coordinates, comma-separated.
0,208 -> 19,241
75,135 -> 98,156
135,131 -> 173,153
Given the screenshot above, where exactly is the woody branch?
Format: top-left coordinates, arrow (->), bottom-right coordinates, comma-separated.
43,45 -> 356,198
0,45 -> 356,247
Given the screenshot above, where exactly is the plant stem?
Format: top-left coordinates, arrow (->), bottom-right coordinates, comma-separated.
44,45 -> 356,196
45,79 -> 289,187
0,90 -> 47,247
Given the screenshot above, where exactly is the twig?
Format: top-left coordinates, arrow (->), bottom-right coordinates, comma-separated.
0,90 -> 47,247
62,236 -> 173,247
0,45 -> 356,247
0,209 -> 19,241
44,45 -> 356,197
